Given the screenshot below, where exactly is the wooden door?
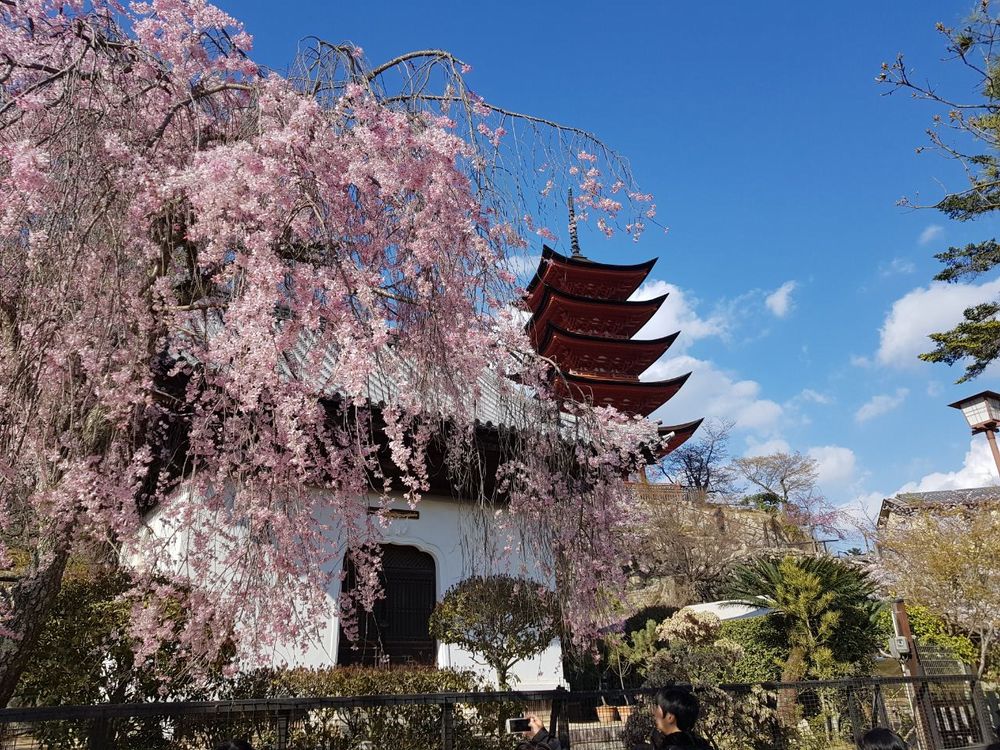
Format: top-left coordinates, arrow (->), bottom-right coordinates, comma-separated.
337,544 -> 437,666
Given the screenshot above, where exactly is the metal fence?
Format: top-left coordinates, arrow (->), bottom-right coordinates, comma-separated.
0,675 -> 994,750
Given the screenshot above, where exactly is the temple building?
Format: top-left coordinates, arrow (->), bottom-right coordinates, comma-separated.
147,200 -> 701,689
307,204 -> 702,685
524,195 -> 701,454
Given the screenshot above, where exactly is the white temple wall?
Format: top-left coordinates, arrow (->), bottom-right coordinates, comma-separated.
140,490 -> 566,690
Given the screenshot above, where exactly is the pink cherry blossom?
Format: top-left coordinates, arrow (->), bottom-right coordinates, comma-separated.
0,0 -> 663,682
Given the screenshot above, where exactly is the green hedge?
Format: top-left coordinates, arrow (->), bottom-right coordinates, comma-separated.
188,666 -> 513,750
718,617 -> 788,683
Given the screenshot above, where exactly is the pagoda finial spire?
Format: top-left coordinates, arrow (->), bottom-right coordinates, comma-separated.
568,188 -> 583,258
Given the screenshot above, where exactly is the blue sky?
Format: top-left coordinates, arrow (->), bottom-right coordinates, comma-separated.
217,1 -> 1000,530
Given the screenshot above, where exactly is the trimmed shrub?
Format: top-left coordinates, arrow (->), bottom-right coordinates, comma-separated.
719,616 -> 788,683
191,665 -> 513,750
429,575 -> 559,689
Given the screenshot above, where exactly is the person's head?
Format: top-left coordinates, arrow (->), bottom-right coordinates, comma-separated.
652,686 -> 699,734
858,727 -> 907,750
214,741 -> 252,750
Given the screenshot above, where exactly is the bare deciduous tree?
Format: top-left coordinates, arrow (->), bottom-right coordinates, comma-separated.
732,452 -> 842,540
657,418 -> 736,496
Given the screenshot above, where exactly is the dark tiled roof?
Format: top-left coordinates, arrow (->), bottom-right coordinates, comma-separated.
892,486 -> 1000,507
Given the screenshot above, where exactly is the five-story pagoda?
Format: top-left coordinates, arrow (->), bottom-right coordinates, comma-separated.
525,194 -> 701,455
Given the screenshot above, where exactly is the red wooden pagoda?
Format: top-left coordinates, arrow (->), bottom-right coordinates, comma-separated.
525,194 -> 701,456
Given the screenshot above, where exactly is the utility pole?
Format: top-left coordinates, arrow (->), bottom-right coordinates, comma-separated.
891,599 -> 942,749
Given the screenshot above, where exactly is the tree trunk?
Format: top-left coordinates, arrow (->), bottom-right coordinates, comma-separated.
977,629 -> 994,679
777,648 -> 806,726
0,538 -> 69,706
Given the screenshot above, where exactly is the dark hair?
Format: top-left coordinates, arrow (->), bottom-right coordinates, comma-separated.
858,728 -> 907,750
214,741 -> 252,750
655,686 -> 700,731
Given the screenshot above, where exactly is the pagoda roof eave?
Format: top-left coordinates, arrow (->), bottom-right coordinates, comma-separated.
525,245 -> 658,293
656,418 -> 704,457
538,324 -> 680,378
561,371 -> 691,389
537,323 -> 680,354
553,371 -> 692,416
527,285 -> 668,342
524,245 -> 658,307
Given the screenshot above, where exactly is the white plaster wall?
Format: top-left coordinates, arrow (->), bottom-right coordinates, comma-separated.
142,490 -> 566,690
297,493 -> 567,690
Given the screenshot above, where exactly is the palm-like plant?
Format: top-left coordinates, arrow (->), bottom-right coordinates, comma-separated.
724,555 -> 881,681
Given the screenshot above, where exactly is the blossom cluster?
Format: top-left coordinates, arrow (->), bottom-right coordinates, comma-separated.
0,0 -> 662,671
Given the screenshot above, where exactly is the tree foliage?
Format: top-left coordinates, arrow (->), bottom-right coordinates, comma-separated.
428,575 -> 559,688
732,452 -> 841,538
658,418 -> 736,495
16,566 -> 222,708
604,618 -> 660,690
724,555 -> 882,680
621,609 -> 788,750
15,565 -> 237,748
877,506 -> 1000,676
0,0 -> 660,697
879,4 -> 1000,381
718,617 -> 789,683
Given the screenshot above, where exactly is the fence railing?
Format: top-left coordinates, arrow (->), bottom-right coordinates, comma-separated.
0,674 -> 995,750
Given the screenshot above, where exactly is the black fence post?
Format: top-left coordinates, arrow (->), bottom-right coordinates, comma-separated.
872,683 -> 890,728
551,687 -> 567,749
847,685 -> 865,746
275,710 -> 289,750
441,699 -> 455,750
971,677 -> 998,746
85,716 -> 111,750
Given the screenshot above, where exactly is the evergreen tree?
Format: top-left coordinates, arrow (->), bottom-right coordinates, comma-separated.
880,6 -> 1000,380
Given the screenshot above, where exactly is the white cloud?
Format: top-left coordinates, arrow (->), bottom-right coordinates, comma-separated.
807,445 -> 857,486
632,279 -> 728,350
876,278 -> 1000,367
503,253 -> 541,278
743,437 -> 791,457
633,278 -> 784,437
850,354 -> 872,368
764,281 -> 797,318
644,354 -> 783,432
895,437 -> 1000,493
854,388 -> 909,424
798,388 -> 832,405
918,224 -> 944,246
879,257 -> 916,277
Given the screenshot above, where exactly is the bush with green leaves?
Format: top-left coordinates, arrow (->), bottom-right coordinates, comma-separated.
15,565 -> 235,749
719,616 -> 789,683
17,566 -> 225,709
724,555 -> 883,681
193,666 -> 513,750
874,605 -> 978,668
619,610 -> 789,750
429,574 -> 559,688
16,568 -> 514,750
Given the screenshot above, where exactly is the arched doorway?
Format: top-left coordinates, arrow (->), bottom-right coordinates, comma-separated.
337,544 -> 437,666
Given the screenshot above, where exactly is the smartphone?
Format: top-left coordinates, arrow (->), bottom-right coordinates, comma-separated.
506,717 -> 532,734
